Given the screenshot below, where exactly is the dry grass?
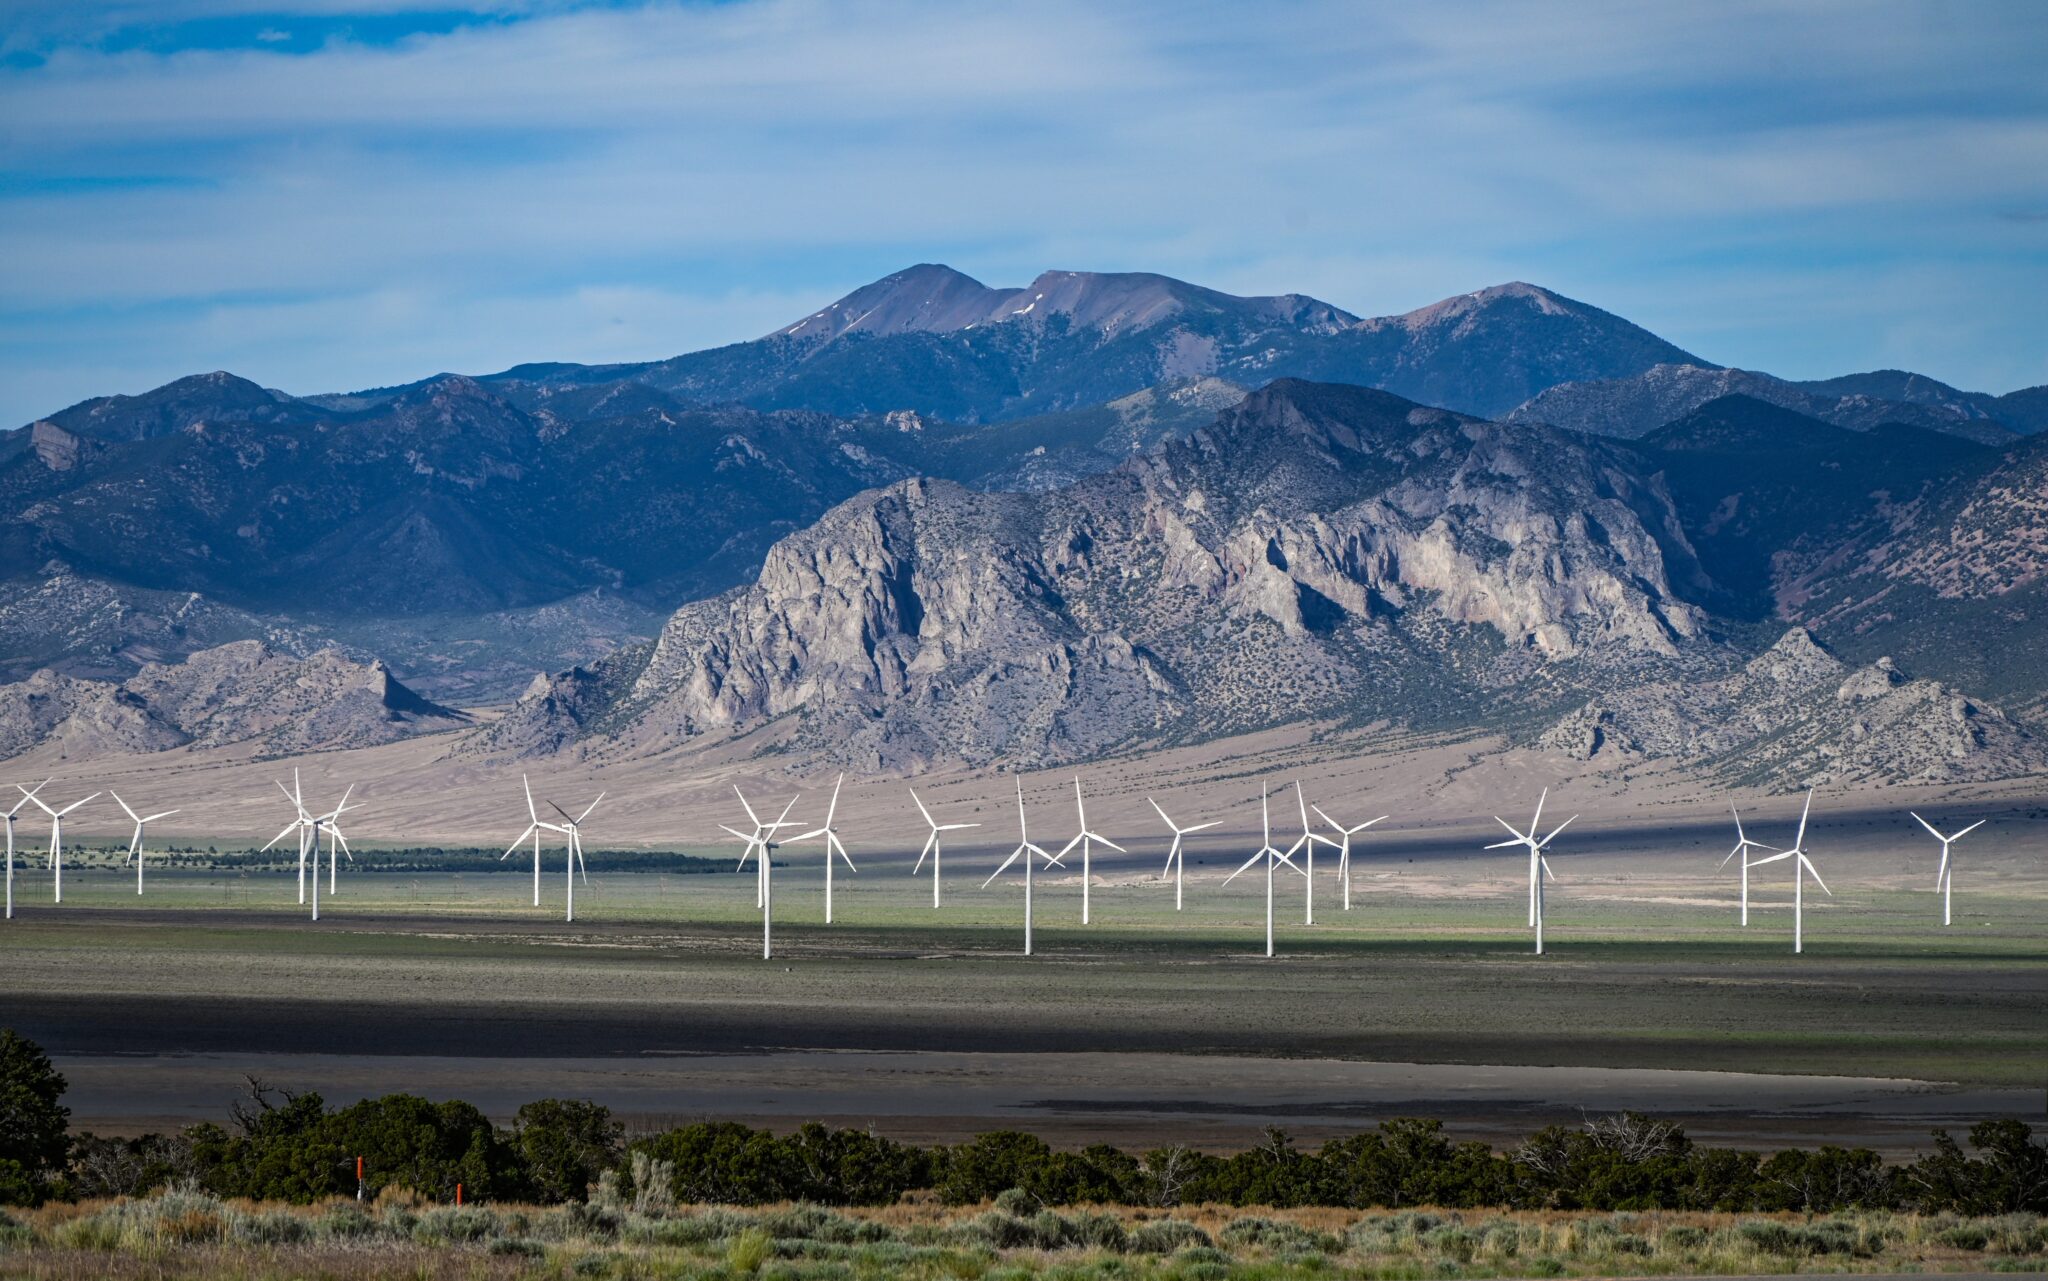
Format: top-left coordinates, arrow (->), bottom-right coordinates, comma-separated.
1,1188 -> 2042,1279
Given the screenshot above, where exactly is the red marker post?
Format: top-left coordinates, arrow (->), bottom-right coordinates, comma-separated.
455,1183 -> 464,1206
355,1156 -> 365,1202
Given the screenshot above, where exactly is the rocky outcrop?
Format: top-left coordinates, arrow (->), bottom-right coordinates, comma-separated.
479,381 -> 1713,768
0,641 -> 467,761
1537,628 -> 2048,786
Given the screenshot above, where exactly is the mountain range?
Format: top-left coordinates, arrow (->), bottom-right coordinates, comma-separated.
3,265 -> 2044,786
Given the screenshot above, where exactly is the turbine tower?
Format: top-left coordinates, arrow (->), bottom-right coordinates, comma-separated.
1148,797 -> 1217,912
791,774 -> 858,924
1311,802 -> 1386,912
1285,781 -> 1342,925
1054,776 -> 1123,925
6,781 -> 49,920
724,789 -> 799,959
1485,788 -> 1576,954
543,792 -> 604,923
1910,812 -> 1984,927
983,779 -> 1057,956
110,792 -> 180,896
22,786 -> 99,904
1750,790 -> 1830,953
1222,784 -> 1303,958
1718,803 -> 1776,926
910,787 -> 978,908
502,776 -> 562,908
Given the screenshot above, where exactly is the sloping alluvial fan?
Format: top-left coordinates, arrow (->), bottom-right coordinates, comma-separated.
0,641 -> 467,759
473,381 -> 1719,769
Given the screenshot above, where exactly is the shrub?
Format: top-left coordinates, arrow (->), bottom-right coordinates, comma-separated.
413,1205 -> 504,1244
994,1187 -> 1036,1215
233,1210 -> 312,1245
490,1237 -> 547,1258
316,1201 -> 382,1239
1128,1218 -> 1210,1253
727,1226 -> 772,1273
1660,1224 -> 1708,1252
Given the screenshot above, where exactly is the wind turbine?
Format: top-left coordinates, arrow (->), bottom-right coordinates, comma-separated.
1054,776 -> 1123,925
110,792 -> 179,896
792,774 -> 858,923
1484,788 -> 1576,954
1148,797 -> 1218,912
6,782 -> 50,920
1911,811 -> 1982,927
307,788 -> 359,921
910,788 -> 977,908
1284,781 -> 1343,925
1222,784 -> 1303,958
983,779 -> 1057,956
260,770 -> 316,904
502,776 -> 563,908
22,786 -> 99,904
723,789 -> 798,959
1750,790 -> 1830,953
1311,802 -> 1386,912
1717,804 -> 1776,926
543,792 -> 603,923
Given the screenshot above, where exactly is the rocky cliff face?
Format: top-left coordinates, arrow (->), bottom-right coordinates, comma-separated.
1537,628 -> 2047,785
0,640 -> 467,760
478,381 -> 1711,769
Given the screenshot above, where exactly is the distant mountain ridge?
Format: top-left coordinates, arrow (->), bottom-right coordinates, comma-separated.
3,264 -> 2046,772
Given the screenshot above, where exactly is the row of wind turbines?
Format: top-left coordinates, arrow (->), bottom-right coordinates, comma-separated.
3,772 -> 1994,959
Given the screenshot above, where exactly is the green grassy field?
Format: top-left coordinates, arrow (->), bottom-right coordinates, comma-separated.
5,843 -> 2045,1093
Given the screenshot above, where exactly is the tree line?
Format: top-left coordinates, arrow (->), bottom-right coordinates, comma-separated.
4,1030 -> 2042,1214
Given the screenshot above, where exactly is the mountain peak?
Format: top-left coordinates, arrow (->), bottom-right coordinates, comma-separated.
767,264 -> 1358,343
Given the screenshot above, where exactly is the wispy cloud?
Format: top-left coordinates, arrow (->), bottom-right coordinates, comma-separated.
1,0 -> 2044,425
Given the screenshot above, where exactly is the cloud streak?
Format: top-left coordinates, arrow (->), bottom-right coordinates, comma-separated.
1,0 -> 2044,425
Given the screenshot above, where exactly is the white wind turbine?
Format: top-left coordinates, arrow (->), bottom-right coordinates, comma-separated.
260,769 -> 316,904
1718,804 -> 1776,926
22,786 -> 100,905
1148,797 -> 1218,912
792,774 -> 858,924
1750,790 -> 1830,953
1054,776 -> 1123,925
502,776 -> 564,908
1284,781 -> 1343,925
306,788 -> 360,921
1311,802 -> 1386,912
983,779 -> 1060,956
542,792 -> 603,923
1485,788 -> 1576,954
1222,784 -> 1303,958
910,788 -> 978,909
6,781 -> 48,920
1910,811 -> 1983,927
723,788 -> 799,959
110,792 -> 180,896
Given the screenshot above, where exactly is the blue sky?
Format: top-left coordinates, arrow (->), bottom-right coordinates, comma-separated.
3,0 -> 2045,426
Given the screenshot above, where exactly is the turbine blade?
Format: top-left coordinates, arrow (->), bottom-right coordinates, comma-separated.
1750,849 -> 1795,866
1492,815 -> 1524,840
577,792 -> 605,823
909,788 -> 936,829
824,774 -> 844,826
1911,811 -> 1942,841
1186,820 -> 1221,833
1148,797 -> 1175,830
732,785 -> 762,827
524,774 -> 537,822
1089,832 -> 1126,853
834,834 -> 857,871
1717,844 -> 1742,871
143,809 -> 179,823
1954,819 -> 1985,840
1795,789 -> 1813,851
1538,814 -> 1578,847
940,821 -> 980,832
260,820 -> 300,852
1054,832 -> 1085,859
982,844 -> 1025,887
1221,847 -> 1265,885
1310,803 -> 1340,831
58,792 -> 100,815
913,832 -> 936,875
1802,853 -> 1831,897
1483,837 -> 1524,850
112,792 -> 139,823
1541,855 -> 1557,882
503,823 -> 539,859
547,800 -> 574,824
